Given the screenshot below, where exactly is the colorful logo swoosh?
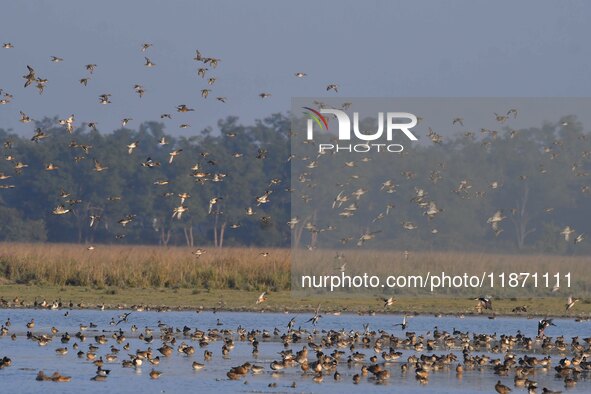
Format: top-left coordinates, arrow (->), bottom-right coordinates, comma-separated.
302,106 -> 329,130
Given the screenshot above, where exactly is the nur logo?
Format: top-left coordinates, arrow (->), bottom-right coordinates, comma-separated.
303,106 -> 419,153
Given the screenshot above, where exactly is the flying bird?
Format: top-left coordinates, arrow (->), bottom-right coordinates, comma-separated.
393,315 -> 410,330
85,64 -> 97,73
23,65 -> 36,88
192,249 -> 206,257
169,149 -> 182,164
357,230 -> 381,246
172,205 -> 188,220
208,197 -> 222,214
118,215 -> 135,227
565,295 -> 579,311
560,226 -> 575,242
256,191 -> 272,206
537,318 -> 555,337
127,141 -> 139,154
487,210 -> 506,232
93,159 -> 108,172
31,128 -> 48,143
424,201 -> 443,219
306,305 -> 322,326
176,104 -> 194,112
475,297 -> 492,311
58,114 -> 75,133
382,297 -> 395,308
178,193 -> 191,204
115,312 -> 132,325
326,84 -> 338,92
89,215 -> 101,227
98,94 -> 112,104
256,292 -> 268,304
52,205 -> 71,215
507,108 -> 518,119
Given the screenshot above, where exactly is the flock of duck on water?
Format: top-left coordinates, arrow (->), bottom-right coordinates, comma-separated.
0,295 -> 590,393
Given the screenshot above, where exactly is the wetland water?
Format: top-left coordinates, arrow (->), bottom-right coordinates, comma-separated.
0,309 -> 589,393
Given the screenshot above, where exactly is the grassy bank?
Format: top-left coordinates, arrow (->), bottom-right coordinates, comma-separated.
1,284 -> 590,317
1,243 -> 590,316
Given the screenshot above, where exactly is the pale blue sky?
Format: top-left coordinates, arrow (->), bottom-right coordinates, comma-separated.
0,0 -> 590,136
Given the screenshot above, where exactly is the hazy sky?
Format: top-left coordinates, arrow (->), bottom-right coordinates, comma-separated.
0,0 -> 590,136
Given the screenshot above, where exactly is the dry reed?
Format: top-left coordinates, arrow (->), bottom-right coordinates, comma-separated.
0,243 -> 290,291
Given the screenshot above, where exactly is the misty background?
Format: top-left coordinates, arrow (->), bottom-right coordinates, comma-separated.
1,0 -> 590,136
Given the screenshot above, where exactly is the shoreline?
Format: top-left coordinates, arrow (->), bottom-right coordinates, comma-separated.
1,284 -> 589,319
1,306 -> 590,321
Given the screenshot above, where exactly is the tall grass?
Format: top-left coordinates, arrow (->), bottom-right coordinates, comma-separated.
2,243 -> 589,297
0,243 -> 290,291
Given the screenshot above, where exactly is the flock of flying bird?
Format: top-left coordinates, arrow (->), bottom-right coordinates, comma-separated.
291,104 -> 588,252
1,41 -> 589,253
0,42 -> 342,244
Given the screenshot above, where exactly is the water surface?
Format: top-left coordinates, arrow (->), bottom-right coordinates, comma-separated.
0,309 -> 589,393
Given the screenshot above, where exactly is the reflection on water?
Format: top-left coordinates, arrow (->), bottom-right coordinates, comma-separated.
0,309 -> 590,393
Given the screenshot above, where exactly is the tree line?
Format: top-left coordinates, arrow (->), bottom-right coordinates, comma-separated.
1,112 -> 591,255
0,114 -> 291,247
